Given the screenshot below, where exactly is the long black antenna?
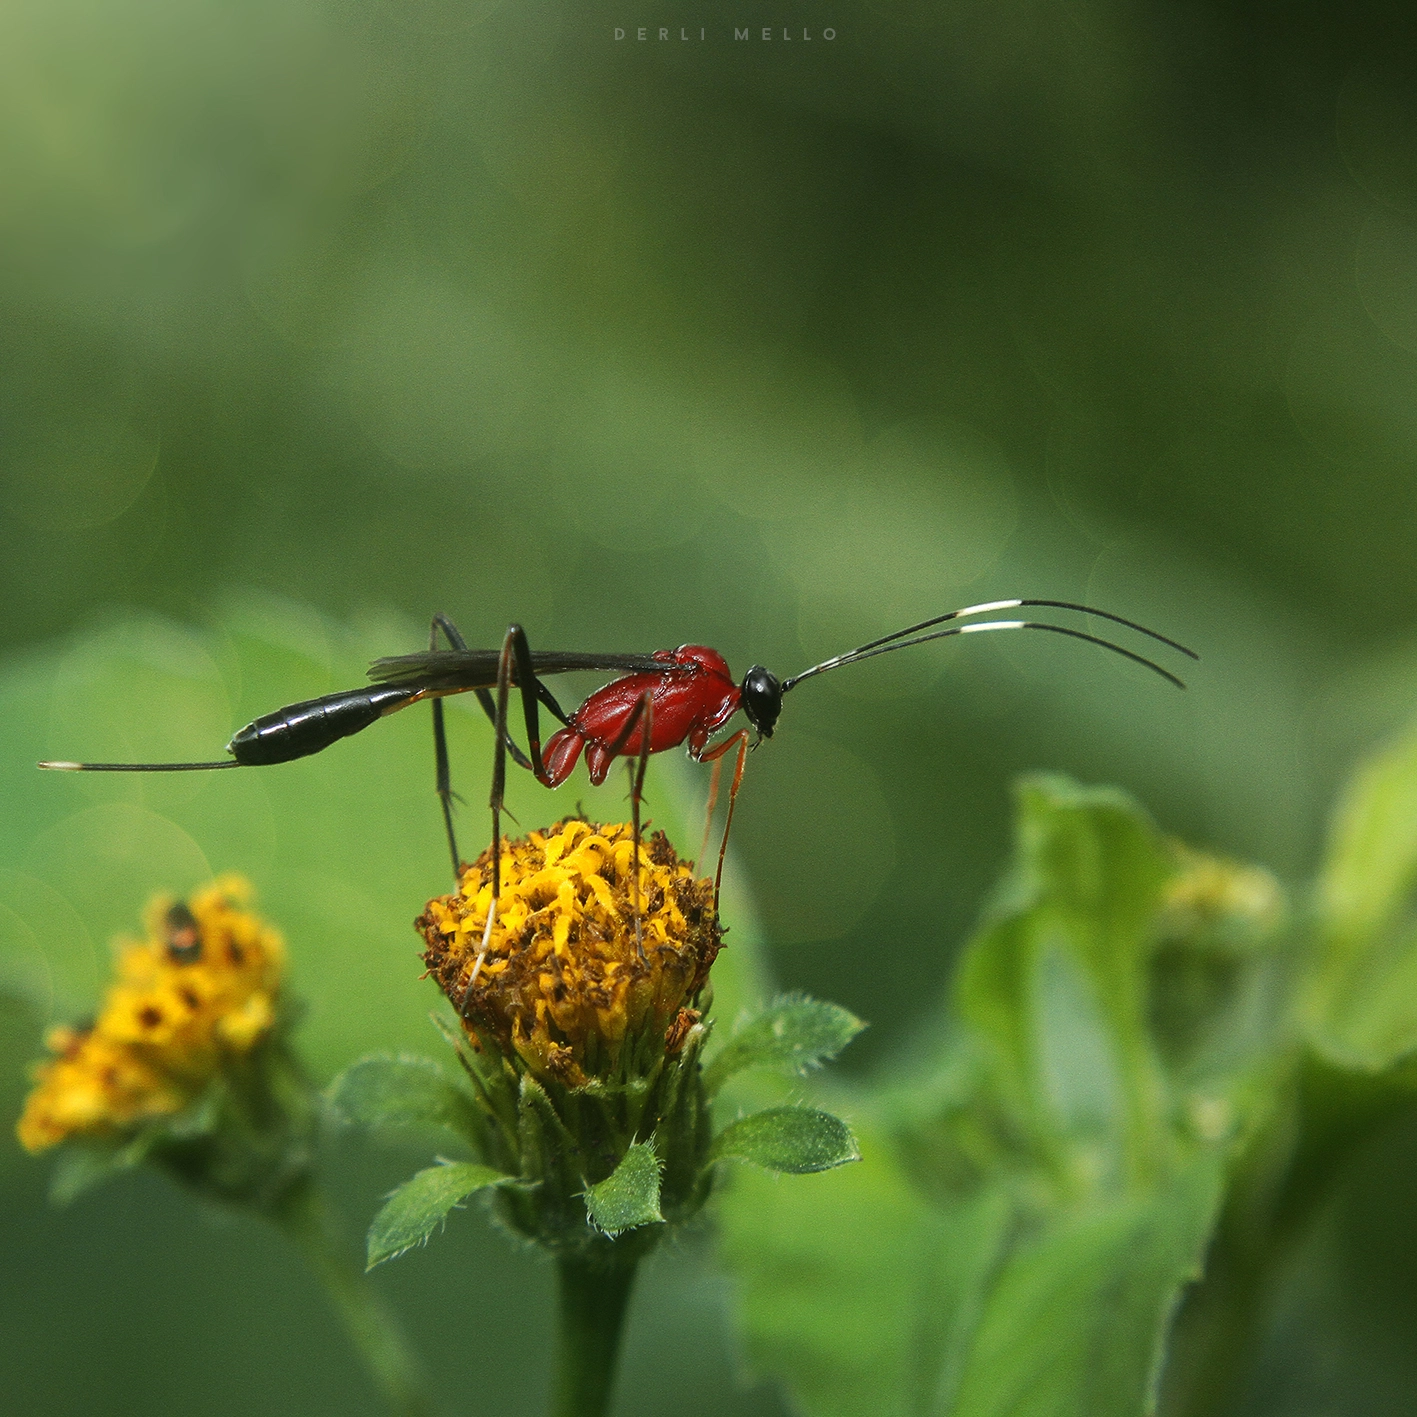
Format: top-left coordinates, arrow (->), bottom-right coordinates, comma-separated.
782,601 -> 1196,694
834,598 -> 1197,663
38,759 -> 241,772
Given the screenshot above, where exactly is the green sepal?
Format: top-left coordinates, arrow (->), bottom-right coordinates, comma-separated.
584,1140 -> 664,1236
511,1075 -> 589,1243
712,1106 -> 861,1174
703,994 -> 865,1095
46,1078 -> 233,1206
327,1052 -> 482,1148
366,1160 -> 517,1269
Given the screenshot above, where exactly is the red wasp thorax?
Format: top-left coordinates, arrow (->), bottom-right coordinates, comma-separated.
541,645 -> 741,786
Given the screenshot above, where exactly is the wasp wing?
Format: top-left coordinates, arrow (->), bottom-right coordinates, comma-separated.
368,649 -> 668,691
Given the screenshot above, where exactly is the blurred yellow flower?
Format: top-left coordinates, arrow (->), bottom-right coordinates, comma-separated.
17,876 -> 285,1153
1161,848 -> 1283,937
418,820 -> 721,1088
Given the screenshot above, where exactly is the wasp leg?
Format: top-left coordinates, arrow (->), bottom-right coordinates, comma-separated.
433,613 -> 537,774
461,626 -> 521,1011
614,692 -> 653,961
696,730 -> 751,915
430,614 -> 468,883
463,621 -> 571,1009
696,754 -> 725,881
596,690 -> 655,959
507,624 -> 553,784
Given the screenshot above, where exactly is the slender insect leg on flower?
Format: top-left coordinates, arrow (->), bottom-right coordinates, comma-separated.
609,691 -> 654,960
632,692 -> 653,942
599,690 -> 653,958
429,612 -> 532,883
463,627 -> 515,1006
461,622 -> 571,1007
432,615 -> 567,832
697,729 -> 751,911
429,613 -> 471,883
696,754 -> 725,880
506,624 -> 557,785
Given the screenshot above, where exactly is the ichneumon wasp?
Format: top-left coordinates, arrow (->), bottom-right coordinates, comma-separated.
40,600 -> 1196,986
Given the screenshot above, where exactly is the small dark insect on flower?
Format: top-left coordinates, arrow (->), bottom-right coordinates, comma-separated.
163,902 -> 203,963
16,878 -> 284,1154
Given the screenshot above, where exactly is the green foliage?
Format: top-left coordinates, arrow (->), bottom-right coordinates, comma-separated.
702,994 -> 865,1095
953,776 -> 1178,1191
366,1161 -> 516,1269
718,753 -> 1417,1417
946,1158 -> 1223,1417
712,1107 -> 860,1174
327,1053 -> 483,1147
348,1012 -> 859,1263
1313,716 -> 1417,1067
721,1119 -> 949,1417
48,1138 -> 146,1206
583,1141 -> 663,1237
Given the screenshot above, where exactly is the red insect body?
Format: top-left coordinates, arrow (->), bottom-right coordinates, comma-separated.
541,645 -> 742,786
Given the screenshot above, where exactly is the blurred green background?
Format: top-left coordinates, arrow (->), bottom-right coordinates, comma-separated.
2,0 -> 1416,1412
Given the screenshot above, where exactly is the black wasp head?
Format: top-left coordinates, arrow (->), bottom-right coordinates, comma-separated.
739,665 -> 782,738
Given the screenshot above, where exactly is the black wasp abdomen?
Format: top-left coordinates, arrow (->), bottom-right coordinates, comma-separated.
228,686 -> 419,766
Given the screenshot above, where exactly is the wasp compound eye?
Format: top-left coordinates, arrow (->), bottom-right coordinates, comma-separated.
740,665 -> 782,738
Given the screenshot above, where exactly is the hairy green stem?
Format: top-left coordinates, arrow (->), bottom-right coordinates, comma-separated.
275,1182 -> 441,1417
551,1255 -> 639,1417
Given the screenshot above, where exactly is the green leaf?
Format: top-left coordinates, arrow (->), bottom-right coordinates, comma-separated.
703,994 -> 865,1094
954,776 -> 1175,1188
715,778 -> 1243,1417
719,1117 -> 964,1417
1320,716 -> 1417,945
948,1155 -> 1224,1417
328,1053 -> 482,1148
1265,1041 -> 1417,1237
366,1160 -> 515,1269
720,1118 -> 1225,1417
1313,718 -> 1417,1065
49,1143 -> 143,1206
583,1141 -> 663,1236
712,1106 -> 860,1174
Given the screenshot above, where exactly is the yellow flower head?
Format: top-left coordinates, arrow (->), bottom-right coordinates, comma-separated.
17,876 -> 285,1154
418,820 -> 721,1088
1161,848 -> 1284,939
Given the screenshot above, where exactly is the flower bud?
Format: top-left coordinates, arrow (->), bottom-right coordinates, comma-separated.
415,820 -> 724,1254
